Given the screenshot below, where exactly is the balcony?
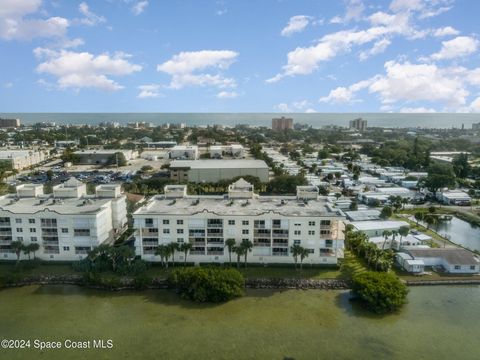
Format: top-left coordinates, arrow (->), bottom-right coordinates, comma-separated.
43,240 -> 59,246
207,250 -> 224,255
189,239 -> 206,246
0,231 -> 12,236
272,241 -> 288,247
207,239 -> 224,245
272,252 -> 288,257
142,240 -> 159,246
44,249 -> 60,254
0,240 -> 12,245
190,250 -> 205,255
272,233 -> 289,238
254,243 -> 271,247
142,229 -> 158,236
206,223 -> 223,228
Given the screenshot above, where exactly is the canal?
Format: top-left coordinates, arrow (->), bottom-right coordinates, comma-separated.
435,216 -> 480,252
0,285 -> 479,360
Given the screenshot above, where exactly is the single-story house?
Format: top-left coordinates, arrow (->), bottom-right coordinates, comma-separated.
350,220 -> 410,237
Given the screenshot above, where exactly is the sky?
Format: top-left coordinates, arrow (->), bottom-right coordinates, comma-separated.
0,0 -> 480,113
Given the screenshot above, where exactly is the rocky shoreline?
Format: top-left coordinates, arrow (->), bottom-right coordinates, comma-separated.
2,274 -> 480,291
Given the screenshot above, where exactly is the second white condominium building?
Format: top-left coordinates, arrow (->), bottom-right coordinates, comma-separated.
133,179 -> 345,265
0,178 -> 127,261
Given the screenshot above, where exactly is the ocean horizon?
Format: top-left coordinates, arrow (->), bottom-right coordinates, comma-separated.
1,112 -> 480,129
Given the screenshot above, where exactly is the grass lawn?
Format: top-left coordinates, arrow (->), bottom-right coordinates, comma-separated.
0,262 -> 76,277
145,264 -> 343,280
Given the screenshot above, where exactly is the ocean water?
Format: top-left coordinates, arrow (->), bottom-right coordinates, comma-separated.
1,112 -> 480,128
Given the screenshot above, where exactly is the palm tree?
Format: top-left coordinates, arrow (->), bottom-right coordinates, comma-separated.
414,211 -> 424,225
233,245 -> 244,269
390,230 -> 398,249
10,241 -> 24,263
179,243 -> 192,265
299,247 -> 310,270
401,198 -> 409,209
225,238 -> 236,265
398,226 -> 410,249
155,244 -> 169,268
29,243 -> 40,259
424,214 -> 437,230
168,242 -> 180,267
381,230 -> 392,250
240,239 -> 253,268
290,244 -> 302,269
23,244 -> 32,260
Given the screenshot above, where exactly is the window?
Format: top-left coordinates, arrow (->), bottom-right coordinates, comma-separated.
242,229 -> 249,235
17,237 -> 23,241
63,246 -> 70,251
470,265 -> 476,270
177,238 -> 184,243
228,220 -> 235,225
308,221 -> 316,226
15,219 -> 22,224
294,230 -> 301,235
30,228 -> 36,233
163,229 -> 170,234
454,265 -> 461,270
16,228 -> 23,233
308,230 -> 315,235
177,229 -> 184,234
177,220 -> 183,225
74,229 -> 90,236
320,230 -> 330,235
29,219 -> 35,224
163,219 -> 170,225
294,223 -> 301,227
325,240 -> 333,247
145,218 -> 153,225
242,220 -> 249,226
62,228 -> 68,233
307,249 -> 315,253
294,240 -> 301,245
31,237 -> 37,242
320,220 -> 331,226
41,219 -> 57,227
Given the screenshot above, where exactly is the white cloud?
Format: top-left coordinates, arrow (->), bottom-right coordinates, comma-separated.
3,82 -> 13,88
400,107 -> 437,113
137,84 -> 161,98
305,108 -> 317,113
157,50 -> 238,89
428,36 -> 478,61
281,15 -> 311,37
359,38 -> 391,61
319,79 -> 372,104
132,1 -> 149,16
433,26 -> 460,37
78,2 -> 106,26
216,91 -> 238,99
469,97 -> 480,112
35,49 -> 142,91
330,0 -> 365,24
274,103 -> 291,112
0,0 -> 70,40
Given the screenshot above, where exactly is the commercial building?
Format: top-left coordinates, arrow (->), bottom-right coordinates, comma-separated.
133,180 -> 346,265
397,248 -> 480,274
169,159 -> 269,183
349,118 -> 367,132
73,149 -> 137,165
0,179 -> 127,261
272,117 -> 293,131
350,220 -> 410,237
169,145 -> 198,160
209,144 -> 244,159
437,190 -> 471,206
0,118 -> 20,128
473,123 -> 480,130
0,149 -> 49,170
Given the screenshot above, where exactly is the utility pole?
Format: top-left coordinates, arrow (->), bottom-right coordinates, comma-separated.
116,153 -> 119,169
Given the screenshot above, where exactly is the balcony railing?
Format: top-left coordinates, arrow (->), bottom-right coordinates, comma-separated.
190,251 -> 205,255
0,240 -> 12,245
254,243 -> 271,247
272,252 -> 288,256
207,251 -> 224,255
142,240 -> 159,246
272,233 -> 289,238
0,231 -> 12,236
43,241 -> 59,246
206,223 -> 223,228
44,249 -> 60,254
207,240 -> 224,245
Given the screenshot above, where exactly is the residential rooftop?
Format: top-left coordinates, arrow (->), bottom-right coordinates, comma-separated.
406,248 -> 480,265
169,159 -> 269,169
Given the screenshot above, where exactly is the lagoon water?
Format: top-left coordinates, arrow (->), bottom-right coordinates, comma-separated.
434,217 -> 480,252
0,285 -> 479,360
1,112 -> 480,128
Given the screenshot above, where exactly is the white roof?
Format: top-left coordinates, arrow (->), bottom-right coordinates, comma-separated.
404,259 -> 425,266
170,159 -> 268,170
351,220 -> 410,231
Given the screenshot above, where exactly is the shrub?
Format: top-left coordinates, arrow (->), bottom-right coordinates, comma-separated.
351,271 -> 408,314
169,267 -> 245,303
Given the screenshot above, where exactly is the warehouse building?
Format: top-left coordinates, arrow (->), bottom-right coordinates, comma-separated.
170,159 -> 269,183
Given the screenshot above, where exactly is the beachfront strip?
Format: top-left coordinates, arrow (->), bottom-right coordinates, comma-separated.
0,178 -> 127,261
133,179 -> 345,265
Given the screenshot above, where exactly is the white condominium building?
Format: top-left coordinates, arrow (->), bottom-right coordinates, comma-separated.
133,179 -> 345,265
0,178 -> 128,261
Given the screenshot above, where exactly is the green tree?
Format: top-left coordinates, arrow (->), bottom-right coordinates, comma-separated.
380,206 -> 393,220
290,244 -> 302,269
420,163 -> 456,195
452,153 -> 470,178
168,242 -> 180,267
398,226 -> 410,248
225,238 -> 236,265
10,241 -> 24,263
29,243 -> 40,259
414,211 -> 424,225
179,242 -> 192,264
351,271 -> 409,314
299,247 -> 310,270
240,239 -> 253,268
155,244 -> 170,268
168,267 -> 244,303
